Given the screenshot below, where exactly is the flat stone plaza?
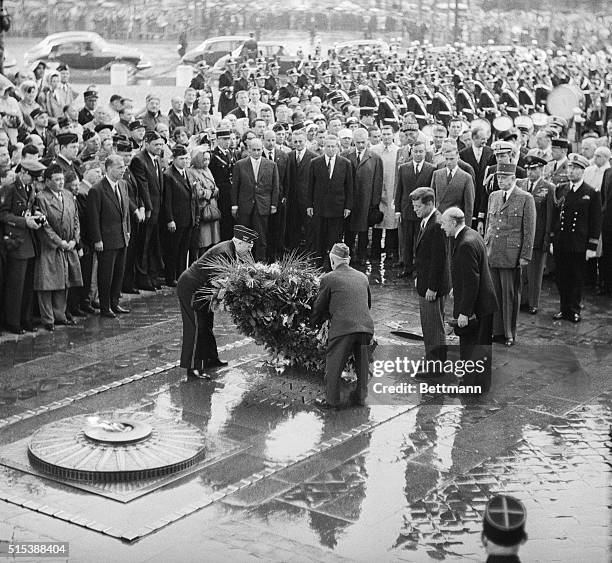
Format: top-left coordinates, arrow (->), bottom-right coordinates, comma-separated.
0,266 -> 609,562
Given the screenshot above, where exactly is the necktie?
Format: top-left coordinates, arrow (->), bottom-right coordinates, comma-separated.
415,163 -> 420,175
327,158 -> 333,178
356,152 -> 361,165
503,192 -> 507,203
297,151 -> 302,164
420,219 -> 426,232
447,170 -> 452,184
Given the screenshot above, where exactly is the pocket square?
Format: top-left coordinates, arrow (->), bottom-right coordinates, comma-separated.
582,195 -> 590,200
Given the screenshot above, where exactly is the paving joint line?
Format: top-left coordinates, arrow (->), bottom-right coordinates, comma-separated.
0,337 -> 254,430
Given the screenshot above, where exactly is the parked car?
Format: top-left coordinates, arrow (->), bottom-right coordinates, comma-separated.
24,32 -> 151,72
333,39 -> 390,59
181,35 -> 250,66
213,41 -> 301,76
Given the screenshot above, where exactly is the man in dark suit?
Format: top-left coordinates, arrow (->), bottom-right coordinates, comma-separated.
411,188 -> 450,374
208,128 -> 235,241
87,155 -> 131,318
431,144 -> 475,225
517,156 -> 555,313
551,154 -> 602,322
162,145 -> 197,286
0,160 -> 47,333
341,127 -> 383,264
441,207 -> 498,375
50,132 -> 83,181
600,166 -> 612,296
460,127 -> 495,229
129,131 -> 166,290
262,130 -> 289,261
77,90 -> 97,126
395,141 -> 436,277
285,125 -> 317,250
311,243 -> 374,408
307,135 -> 353,268
231,137 -> 280,261
177,225 -> 257,378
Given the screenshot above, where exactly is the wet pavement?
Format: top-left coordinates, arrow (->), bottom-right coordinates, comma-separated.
0,262 -> 610,562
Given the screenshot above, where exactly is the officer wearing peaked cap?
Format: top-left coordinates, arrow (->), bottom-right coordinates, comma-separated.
177,224 -> 257,379
482,495 -> 527,562
311,243 -> 374,409
551,153 -> 602,323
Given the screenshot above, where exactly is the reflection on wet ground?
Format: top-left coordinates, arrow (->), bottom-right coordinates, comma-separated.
0,268 -> 609,562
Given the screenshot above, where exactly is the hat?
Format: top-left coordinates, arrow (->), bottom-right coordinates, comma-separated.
129,119 -> 146,131
523,155 -> 547,168
215,128 -> 231,138
19,159 -> 46,177
491,140 -> 514,153
268,61 -> 280,70
482,495 -> 526,547
549,116 -> 568,129
94,123 -> 113,133
551,137 -> 569,150
233,224 -> 258,243
502,131 -> 519,142
286,68 -> 298,77
57,116 -> 70,129
272,123 -> 286,133
82,128 -> 96,142
496,163 -> 517,176
144,130 -> 162,143
83,90 -> 98,100
172,144 -> 188,157
567,153 -> 590,169
330,242 -> 350,259
291,122 -> 306,132
30,108 -> 48,119
116,139 -> 133,154
56,132 -> 78,146
56,63 -> 69,72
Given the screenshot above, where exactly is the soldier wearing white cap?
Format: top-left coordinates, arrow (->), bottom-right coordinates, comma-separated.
311,242 -> 374,409
551,153 -> 602,322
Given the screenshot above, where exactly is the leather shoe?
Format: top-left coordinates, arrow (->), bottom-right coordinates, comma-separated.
187,368 -> 210,380
504,338 -> 516,347
70,308 -> 87,317
165,280 -> 178,288
204,358 -> 228,369
112,306 -> 130,314
100,310 -> 117,319
91,300 -> 101,309
80,303 -> 96,314
55,318 -> 76,326
569,313 -> 581,323
122,288 -> 140,295
314,398 -> 338,410
552,311 -> 565,320
528,307 -> 538,315
6,325 -> 25,335
154,283 -> 163,290
43,324 -> 54,332
23,324 -> 38,333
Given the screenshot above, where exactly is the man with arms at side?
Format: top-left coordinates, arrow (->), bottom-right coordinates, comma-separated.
87,155 -> 131,319
311,243 -> 374,409
441,207 -> 498,378
411,187 -> 450,376
307,135 -> 353,269
231,137 -> 279,261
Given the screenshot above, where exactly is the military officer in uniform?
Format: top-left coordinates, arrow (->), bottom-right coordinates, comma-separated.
517,156 -> 555,314
481,495 -> 528,562
545,137 -> 570,206
484,163 -> 536,346
551,153 -> 602,322
208,128 -> 235,241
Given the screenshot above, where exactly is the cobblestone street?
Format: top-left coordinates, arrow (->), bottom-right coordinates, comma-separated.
0,264 -> 609,562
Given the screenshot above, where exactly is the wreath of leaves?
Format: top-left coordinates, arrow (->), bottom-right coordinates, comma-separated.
194,251 -> 328,374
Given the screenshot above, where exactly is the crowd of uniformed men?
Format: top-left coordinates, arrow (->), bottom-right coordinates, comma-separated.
0,41 -> 610,340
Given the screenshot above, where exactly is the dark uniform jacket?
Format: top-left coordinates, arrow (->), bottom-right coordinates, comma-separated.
162,165 -> 198,228
308,155 -> 353,218
208,146 -> 235,218
311,262 -> 374,340
551,181 -> 602,253
414,210 -> 450,298
451,226 -> 498,319
0,178 -> 38,259
130,150 -> 164,224
516,177 -> 555,250
87,177 -> 130,250
600,168 -> 612,232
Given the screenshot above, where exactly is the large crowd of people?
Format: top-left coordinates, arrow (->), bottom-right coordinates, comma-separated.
0,38 -> 610,340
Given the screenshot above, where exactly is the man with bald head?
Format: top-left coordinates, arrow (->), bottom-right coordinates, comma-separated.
231,137 -> 280,261
441,207 -> 497,374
